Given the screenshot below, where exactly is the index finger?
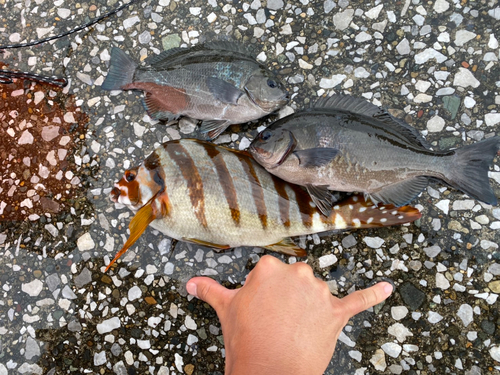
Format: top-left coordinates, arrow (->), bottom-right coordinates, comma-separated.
338,282 -> 393,318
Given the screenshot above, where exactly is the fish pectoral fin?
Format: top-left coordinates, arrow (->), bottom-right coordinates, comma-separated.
206,77 -> 244,105
264,238 -> 307,257
183,238 -> 231,250
200,120 -> 232,140
293,148 -> 339,168
305,184 -> 335,217
105,203 -> 156,272
369,176 -> 429,207
142,90 -> 184,121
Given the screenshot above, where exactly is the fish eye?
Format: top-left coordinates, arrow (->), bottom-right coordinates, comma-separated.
267,79 -> 278,88
125,170 -> 136,182
260,130 -> 272,141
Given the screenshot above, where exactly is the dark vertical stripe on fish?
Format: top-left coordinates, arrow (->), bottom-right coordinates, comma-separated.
271,175 -> 290,228
239,157 -> 267,230
288,183 -> 314,228
144,151 -> 166,190
203,143 -> 241,226
165,142 -> 208,228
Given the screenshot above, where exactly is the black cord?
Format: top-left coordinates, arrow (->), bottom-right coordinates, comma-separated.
0,0 -> 139,51
0,0 -> 139,86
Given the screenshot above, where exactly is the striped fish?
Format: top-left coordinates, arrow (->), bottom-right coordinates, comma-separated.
105,139 -> 421,271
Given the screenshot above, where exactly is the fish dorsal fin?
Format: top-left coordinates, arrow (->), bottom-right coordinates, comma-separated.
203,41 -> 258,58
105,200 -> 157,272
144,42 -> 256,69
264,238 -> 307,257
313,94 -> 430,149
144,47 -> 189,66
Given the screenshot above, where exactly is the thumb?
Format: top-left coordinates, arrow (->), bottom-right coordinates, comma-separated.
339,282 -> 393,318
186,277 -> 237,313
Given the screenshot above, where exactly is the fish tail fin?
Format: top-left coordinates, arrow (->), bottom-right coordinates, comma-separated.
445,136 -> 499,205
330,195 -> 421,229
101,47 -> 137,91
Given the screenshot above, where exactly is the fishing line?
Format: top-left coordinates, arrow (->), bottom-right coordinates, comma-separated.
0,0 -> 139,86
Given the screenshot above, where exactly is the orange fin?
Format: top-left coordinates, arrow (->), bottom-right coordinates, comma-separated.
183,238 -> 231,249
331,195 -> 421,228
264,238 -> 307,257
105,204 -> 156,272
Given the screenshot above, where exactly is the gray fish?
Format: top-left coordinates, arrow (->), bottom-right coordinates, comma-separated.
249,94 -> 500,215
101,42 -> 289,139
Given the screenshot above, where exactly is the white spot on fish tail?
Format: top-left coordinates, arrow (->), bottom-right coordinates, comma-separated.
391,210 -> 398,215
398,215 -> 404,219
349,204 -> 354,210
352,196 -> 359,202
379,206 -> 386,210
352,218 -> 361,227
333,205 -> 340,210
359,207 -> 367,212
334,213 -> 347,228
380,218 -> 388,223
367,217 -> 374,224
309,201 -> 316,208
382,210 -> 388,214
312,213 -> 324,230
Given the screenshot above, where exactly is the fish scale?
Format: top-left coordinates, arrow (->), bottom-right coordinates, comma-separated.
105,139 -> 421,271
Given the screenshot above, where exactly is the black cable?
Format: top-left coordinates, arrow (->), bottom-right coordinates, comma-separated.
0,0 -> 139,86
0,0 -> 139,51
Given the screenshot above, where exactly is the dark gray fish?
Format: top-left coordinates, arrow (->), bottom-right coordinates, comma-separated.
101,42 -> 289,139
249,94 -> 500,215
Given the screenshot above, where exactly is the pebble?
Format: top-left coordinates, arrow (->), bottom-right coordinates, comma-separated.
435,273 -> 450,290
381,342 -> 402,358
423,245 -> 441,258
342,235 -> 357,248
319,74 -> 346,89
400,282 -> 426,310
456,304 -> 473,327
319,254 -> 338,268
185,315 -> 197,330
97,317 -> 121,334
488,280 -> 500,293
267,0 -> 284,10
454,30 -> 476,46
94,351 -> 107,366
480,240 -> 498,250
22,279 -> 43,297
370,349 -> 387,371
485,113 -> 500,127
428,311 -> 444,323
25,337 -> 40,360
433,0 -> 450,13
332,9 -> 354,30
363,237 -> 384,249
453,68 -> 480,88
174,353 -> 184,372
391,306 -> 408,320
415,48 -> 447,64
77,233 -> 95,251
435,199 -> 450,214
128,286 -> 142,301
388,323 -> 413,342
490,346 -> 500,362
426,115 -> 445,132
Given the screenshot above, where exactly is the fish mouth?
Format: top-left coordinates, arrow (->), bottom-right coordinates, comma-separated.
244,87 -> 289,112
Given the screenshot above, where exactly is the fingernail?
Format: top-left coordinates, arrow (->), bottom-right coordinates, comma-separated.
383,283 -> 394,295
186,282 -> 198,298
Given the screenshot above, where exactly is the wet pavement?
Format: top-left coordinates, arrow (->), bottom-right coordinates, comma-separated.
0,0 -> 499,374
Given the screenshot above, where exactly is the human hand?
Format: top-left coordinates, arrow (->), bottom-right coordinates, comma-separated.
186,255 -> 393,375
